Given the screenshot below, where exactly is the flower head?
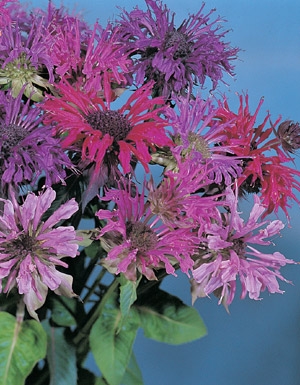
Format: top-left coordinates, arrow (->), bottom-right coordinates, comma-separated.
275,120 -> 300,154
191,187 -> 295,307
148,154 -> 221,230
0,89 -> 71,194
117,0 -> 239,98
163,95 -> 242,186
97,181 -> 198,281
43,81 -> 173,175
0,187 -> 79,320
42,4 -> 92,80
0,16 -> 55,101
214,94 -> 300,218
80,22 -> 133,97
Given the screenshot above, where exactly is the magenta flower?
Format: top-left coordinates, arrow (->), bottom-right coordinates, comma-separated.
80,22 -> 133,96
0,187 -> 79,320
0,0 -> 18,30
117,0 -> 239,98
191,187 -> 295,306
44,81 -> 172,174
43,5 -> 92,79
0,89 -> 72,194
96,181 -> 198,281
147,154 -> 221,230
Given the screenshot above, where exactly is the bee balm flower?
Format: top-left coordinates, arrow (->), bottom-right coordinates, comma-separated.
0,188 -> 79,320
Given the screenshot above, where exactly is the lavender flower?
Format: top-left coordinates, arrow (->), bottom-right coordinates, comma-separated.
0,89 -> 72,194
165,95 -> 242,186
117,0 -> 239,98
191,187 -> 295,306
0,187 -> 79,320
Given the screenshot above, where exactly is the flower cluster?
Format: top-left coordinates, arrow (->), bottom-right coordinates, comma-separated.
0,0 -> 299,323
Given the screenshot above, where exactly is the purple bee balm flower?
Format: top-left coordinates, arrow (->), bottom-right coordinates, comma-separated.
0,89 -> 72,194
191,187 -> 296,307
0,187 -> 79,320
96,181 -> 198,281
0,16 -> 55,101
165,95 -> 242,186
0,0 -> 18,30
117,0 -> 239,98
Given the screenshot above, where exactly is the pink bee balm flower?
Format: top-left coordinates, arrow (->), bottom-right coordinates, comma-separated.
96,181 -> 198,281
0,188 -> 79,320
191,187 -> 296,306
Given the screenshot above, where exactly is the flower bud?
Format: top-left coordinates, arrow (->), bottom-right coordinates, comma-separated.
277,120 -> 300,153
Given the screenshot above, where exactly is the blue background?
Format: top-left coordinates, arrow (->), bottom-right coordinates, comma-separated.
28,1 -> 300,384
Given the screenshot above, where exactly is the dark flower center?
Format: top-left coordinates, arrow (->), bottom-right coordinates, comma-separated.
0,123 -> 28,158
239,173 -> 262,195
85,110 -> 132,142
126,221 -> 158,252
232,238 -> 246,258
3,233 -> 37,260
163,30 -> 192,60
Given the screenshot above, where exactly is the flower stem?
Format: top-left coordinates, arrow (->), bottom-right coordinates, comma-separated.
73,278 -> 119,351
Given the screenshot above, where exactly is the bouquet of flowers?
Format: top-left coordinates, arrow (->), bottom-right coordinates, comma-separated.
0,1 -> 299,384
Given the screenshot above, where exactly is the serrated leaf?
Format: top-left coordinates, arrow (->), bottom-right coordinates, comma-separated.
50,297 -> 77,327
122,352 -> 143,385
0,311 -> 47,385
136,288 -> 207,345
89,293 -> 140,385
42,320 -> 77,385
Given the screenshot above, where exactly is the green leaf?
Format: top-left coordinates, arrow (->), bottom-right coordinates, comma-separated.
122,352 -> 143,385
0,311 -> 47,385
119,275 -> 138,318
76,229 -> 99,247
42,320 -> 77,385
85,240 -> 102,259
95,378 -> 108,385
136,288 -> 207,345
90,293 -> 140,385
50,297 -> 77,327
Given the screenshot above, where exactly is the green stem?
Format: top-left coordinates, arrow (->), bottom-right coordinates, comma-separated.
73,278 -> 119,347
81,268 -> 107,303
